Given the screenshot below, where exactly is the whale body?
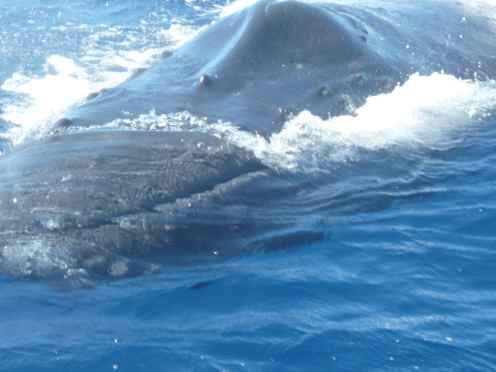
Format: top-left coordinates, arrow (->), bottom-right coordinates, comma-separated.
0,131 -> 272,279
1,0 -> 495,282
60,0 -> 496,134
62,0 -> 404,133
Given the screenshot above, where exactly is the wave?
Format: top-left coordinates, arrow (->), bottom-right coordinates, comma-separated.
94,73 -> 496,173
1,0 -> 496,150
0,22 -> 198,145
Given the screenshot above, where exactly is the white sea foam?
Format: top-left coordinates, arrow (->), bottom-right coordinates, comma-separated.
1,0 -> 495,165
256,73 -> 496,171
1,55 -> 110,144
101,73 -> 496,173
0,22 -> 198,146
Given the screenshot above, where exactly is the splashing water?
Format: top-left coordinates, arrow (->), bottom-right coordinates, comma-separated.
93,73 -> 496,173
0,22 -> 199,146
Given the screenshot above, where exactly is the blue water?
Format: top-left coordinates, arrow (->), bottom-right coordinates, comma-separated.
1,0 -> 496,371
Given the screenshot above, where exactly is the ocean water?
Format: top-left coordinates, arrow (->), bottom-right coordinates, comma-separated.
1,0 -> 496,371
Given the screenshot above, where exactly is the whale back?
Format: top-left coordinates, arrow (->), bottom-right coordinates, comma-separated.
61,0 -> 401,134
180,0 -> 370,77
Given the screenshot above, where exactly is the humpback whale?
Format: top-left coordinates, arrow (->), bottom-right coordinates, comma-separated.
1,0 -> 495,281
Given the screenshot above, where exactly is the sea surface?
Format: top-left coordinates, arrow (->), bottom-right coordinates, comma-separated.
1,0 -> 496,371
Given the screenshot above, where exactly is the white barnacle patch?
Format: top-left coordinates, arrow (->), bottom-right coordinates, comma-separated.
43,218 -> 61,231
0,239 -> 75,278
109,260 -> 129,278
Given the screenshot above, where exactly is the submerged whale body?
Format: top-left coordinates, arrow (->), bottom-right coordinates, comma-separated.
1,0 -> 495,282
0,131 -> 267,279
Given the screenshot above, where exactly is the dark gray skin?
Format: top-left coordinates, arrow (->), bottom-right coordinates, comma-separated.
61,0 -> 404,134
60,0 -> 496,135
1,0 -> 495,282
0,131 -> 268,280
